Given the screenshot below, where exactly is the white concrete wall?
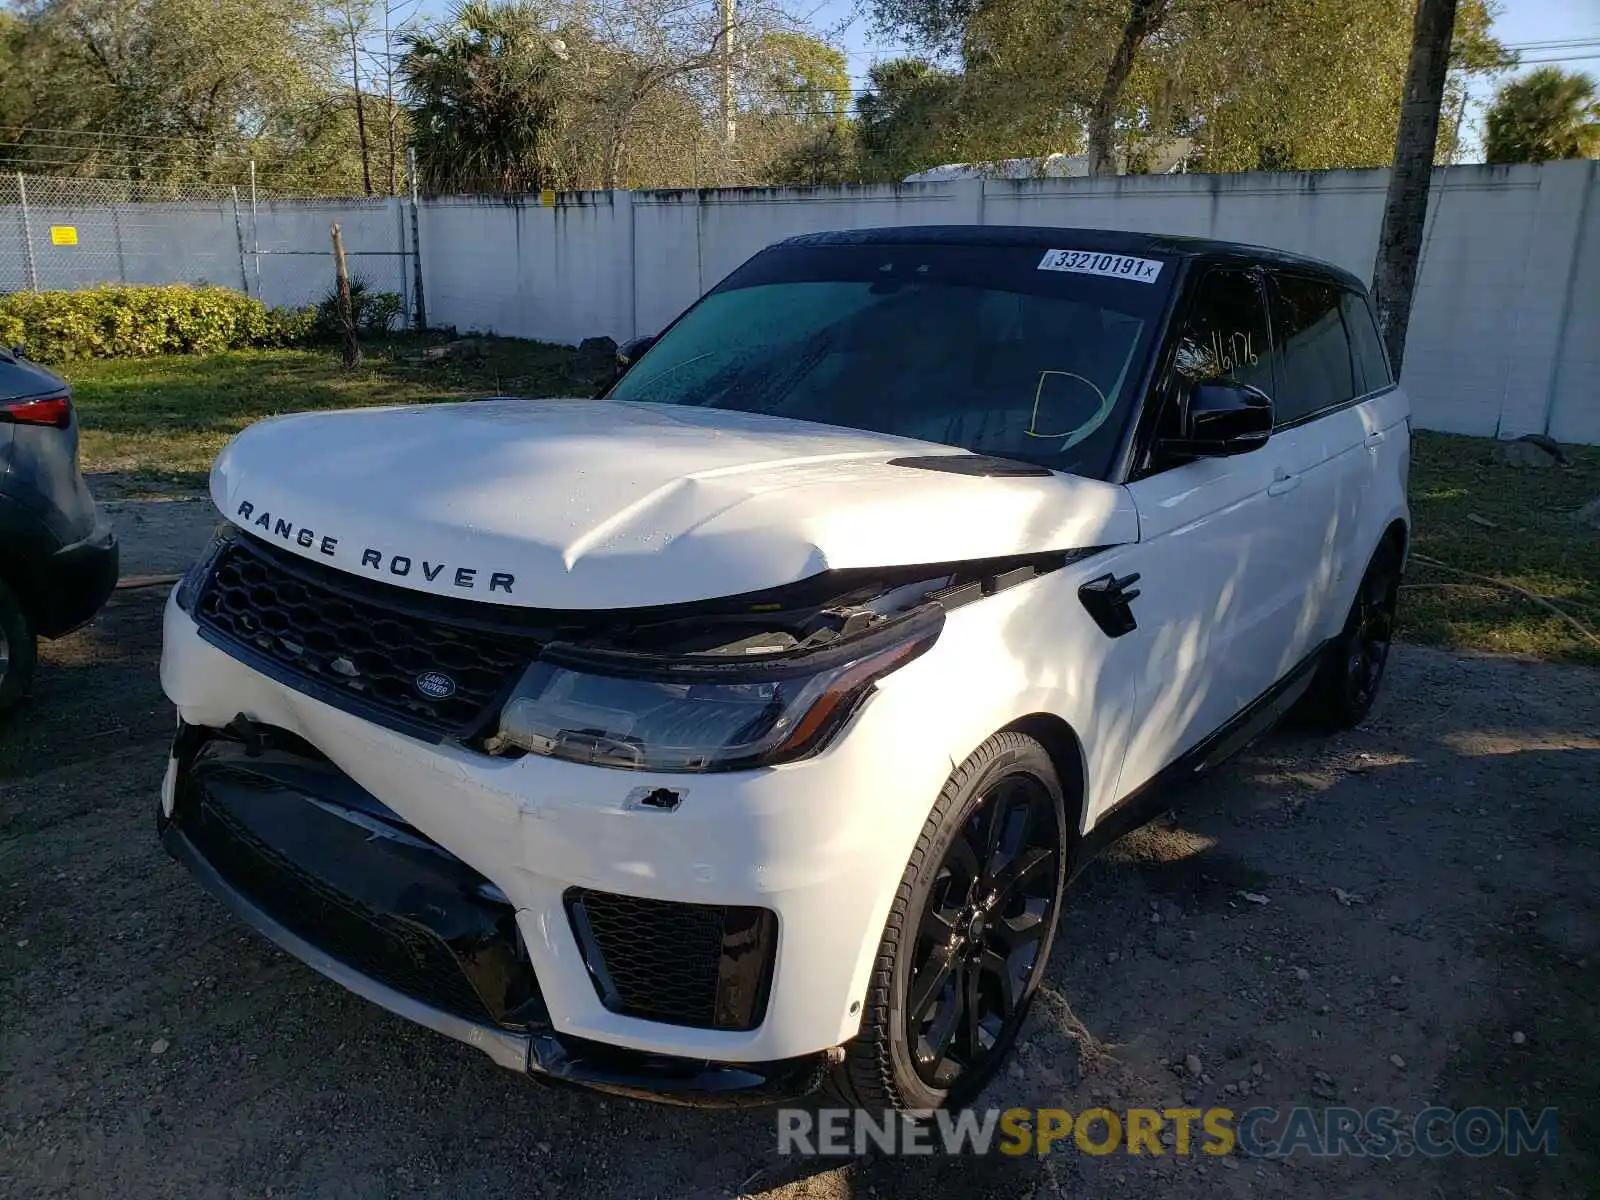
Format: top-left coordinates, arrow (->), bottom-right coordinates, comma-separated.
419,193 -> 631,347
1547,162 -> 1600,445
3,162 -> 1595,441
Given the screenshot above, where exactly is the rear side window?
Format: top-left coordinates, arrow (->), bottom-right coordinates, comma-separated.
1270,275 -> 1355,426
1340,291 -> 1393,394
0,360 -> 61,402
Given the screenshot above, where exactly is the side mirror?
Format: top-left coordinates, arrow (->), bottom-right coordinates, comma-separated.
616,335 -> 657,374
1160,381 -> 1272,459
597,334 -> 657,397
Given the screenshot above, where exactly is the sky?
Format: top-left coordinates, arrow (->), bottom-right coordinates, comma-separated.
812,0 -> 1600,161
1460,0 -> 1600,154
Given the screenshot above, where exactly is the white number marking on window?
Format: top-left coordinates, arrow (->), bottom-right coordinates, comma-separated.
1037,250 -> 1164,283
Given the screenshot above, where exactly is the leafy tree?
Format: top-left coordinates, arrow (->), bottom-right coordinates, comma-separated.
1485,67 -> 1600,164
763,120 -> 859,184
1085,0 -> 1168,175
1127,0 -> 1509,171
0,0 -> 345,186
559,36 -> 712,188
739,30 -> 856,185
0,12 -> 25,134
855,58 -> 964,180
752,30 -> 851,124
398,0 -> 574,193
868,0 -> 1509,175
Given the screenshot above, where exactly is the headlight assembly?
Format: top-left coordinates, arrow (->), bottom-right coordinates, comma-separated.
490,605 -> 944,772
174,524 -> 234,612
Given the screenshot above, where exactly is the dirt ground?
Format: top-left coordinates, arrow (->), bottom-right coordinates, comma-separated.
2,486 -> 1598,1200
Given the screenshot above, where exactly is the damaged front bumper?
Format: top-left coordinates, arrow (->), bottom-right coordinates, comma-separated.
158,727 -> 832,1107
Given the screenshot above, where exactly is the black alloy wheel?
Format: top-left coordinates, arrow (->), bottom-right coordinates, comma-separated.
904,771 -> 1062,1089
0,578 -> 35,717
830,732 -> 1069,1111
1301,539 -> 1403,730
1344,552 -> 1398,712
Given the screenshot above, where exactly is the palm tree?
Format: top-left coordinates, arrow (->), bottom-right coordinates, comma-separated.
1484,67 -> 1600,164
398,1 -> 573,194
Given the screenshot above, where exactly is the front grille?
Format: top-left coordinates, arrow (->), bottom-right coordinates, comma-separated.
193,536 -> 539,741
183,788 -> 494,1023
567,889 -> 777,1030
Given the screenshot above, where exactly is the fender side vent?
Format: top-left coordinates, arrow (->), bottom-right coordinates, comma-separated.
1079,571 -> 1142,638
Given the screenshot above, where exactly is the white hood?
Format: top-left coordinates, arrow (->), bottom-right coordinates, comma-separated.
210,398 -> 1139,609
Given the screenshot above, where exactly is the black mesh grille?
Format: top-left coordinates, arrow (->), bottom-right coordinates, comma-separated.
567,889 -> 776,1030
193,537 -> 538,741
183,790 -> 493,1023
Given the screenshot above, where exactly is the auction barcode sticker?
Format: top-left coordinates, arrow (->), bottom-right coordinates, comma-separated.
1038,249 -> 1164,283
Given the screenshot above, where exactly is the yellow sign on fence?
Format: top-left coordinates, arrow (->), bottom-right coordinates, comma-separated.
49,226 -> 78,246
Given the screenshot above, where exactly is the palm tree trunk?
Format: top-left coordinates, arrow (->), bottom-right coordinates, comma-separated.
1371,0 -> 1458,375
1086,0 -> 1168,178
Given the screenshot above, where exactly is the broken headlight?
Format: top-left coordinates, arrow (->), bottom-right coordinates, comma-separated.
490,606 -> 943,772
174,525 -> 234,612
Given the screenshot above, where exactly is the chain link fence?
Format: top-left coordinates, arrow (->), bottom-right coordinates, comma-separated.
0,174 -> 255,295
0,172 -> 422,327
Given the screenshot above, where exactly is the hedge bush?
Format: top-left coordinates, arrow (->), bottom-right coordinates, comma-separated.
0,284 -> 315,363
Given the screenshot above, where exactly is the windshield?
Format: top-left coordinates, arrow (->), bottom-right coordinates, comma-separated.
606,241 -> 1174,479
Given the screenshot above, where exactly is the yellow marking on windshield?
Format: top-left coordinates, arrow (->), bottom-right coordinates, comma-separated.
1024,371 -> 1113,451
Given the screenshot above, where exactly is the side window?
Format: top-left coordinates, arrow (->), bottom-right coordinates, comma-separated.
1340,290 -> 1393,394
1270,275 -> 1355,425
1171,269 -> 1273,395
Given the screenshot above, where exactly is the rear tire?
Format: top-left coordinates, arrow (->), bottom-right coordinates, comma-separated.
0,578 -> 37,718
829,732 -> 1069,1111
1300,540 -> 1401,731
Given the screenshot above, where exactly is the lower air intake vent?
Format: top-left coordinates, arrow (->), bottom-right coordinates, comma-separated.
565,889 -> 777,1031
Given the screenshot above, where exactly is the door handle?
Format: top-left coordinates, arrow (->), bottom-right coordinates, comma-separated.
1364,431 -> 1385,449
1268,474 -> 1302,497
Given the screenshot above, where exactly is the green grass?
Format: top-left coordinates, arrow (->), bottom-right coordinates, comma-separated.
1403,432 -> 1600,666
59,347 -> 1600,665
66,337 -> 611,486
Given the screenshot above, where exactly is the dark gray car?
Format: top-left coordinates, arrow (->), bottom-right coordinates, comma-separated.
0,347 -> 118,713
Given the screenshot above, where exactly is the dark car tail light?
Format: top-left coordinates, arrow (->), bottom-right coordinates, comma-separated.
1,393 -> 72,429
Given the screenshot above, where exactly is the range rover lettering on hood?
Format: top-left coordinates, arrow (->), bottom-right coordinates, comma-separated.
211,398 -> 1142,610
232,500 -> 517,593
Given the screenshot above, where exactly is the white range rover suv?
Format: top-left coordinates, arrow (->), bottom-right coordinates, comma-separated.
159,226 -> 1409,1111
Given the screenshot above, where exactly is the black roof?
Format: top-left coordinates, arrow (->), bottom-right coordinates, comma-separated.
777,225 -> 1367,292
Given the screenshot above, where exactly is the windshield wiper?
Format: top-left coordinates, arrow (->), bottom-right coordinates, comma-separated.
683,335 -> 837,413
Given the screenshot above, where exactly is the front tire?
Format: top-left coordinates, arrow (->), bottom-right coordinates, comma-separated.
0,578 -> 37,718
831,732 -> 1069,1111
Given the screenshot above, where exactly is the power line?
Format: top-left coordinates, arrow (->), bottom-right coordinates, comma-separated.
1501,37 -> 1600,51
1,125 -> 280,147
1514,52 -> 1600,65
0,140 -> 264,157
